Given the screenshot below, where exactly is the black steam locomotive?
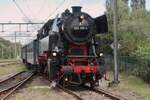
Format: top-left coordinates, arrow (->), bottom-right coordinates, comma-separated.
21,6 -> 108,88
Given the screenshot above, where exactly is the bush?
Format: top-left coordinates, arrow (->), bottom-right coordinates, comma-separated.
119,56 -> 150,83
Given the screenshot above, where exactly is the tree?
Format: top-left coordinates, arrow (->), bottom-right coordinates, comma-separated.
105,0 -> 150,83
106,0 -> 112,10
122,0 -> 128,4
106,0 -> 128,9
105,0 -> 150,57
0,38 -> 21,59
131,0 -> 145,10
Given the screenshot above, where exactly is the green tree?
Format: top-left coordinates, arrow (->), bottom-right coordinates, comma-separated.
0,38 -> 21,59
131,0 -> 145,10
105,0 -> 150,58
105,0 -> 150,83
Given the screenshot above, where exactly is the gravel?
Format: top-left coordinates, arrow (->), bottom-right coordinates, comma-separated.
5,73 -> 141,100
0,72 -> 31,92
0,73 -> 17,82
97,77 -> 141,100
8,75 -> 76,100
77,89 -> 111,100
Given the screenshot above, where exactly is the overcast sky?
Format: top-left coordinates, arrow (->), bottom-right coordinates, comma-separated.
0,0 -> 106,22
0,0 -> 150,44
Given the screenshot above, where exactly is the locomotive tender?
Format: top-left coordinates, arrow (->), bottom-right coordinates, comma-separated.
21,6 -> 108,88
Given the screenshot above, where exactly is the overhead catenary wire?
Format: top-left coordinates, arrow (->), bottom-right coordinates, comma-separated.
12,0 -> 32,22
45,0 -> 66,21
23,0 -> 46,21
35,0 -> 47,18
6,0 -> 66,44
0,36 -> 34,37
12,0 -> 44,31
0,25 -> 18,33
23,0 -> 36,20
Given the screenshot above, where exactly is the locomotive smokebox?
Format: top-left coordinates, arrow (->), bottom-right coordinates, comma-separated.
63,6 -> 95,44
72,6 -> 82,13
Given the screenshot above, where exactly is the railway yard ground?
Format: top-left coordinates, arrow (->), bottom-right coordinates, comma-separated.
0,60 -> 150,100
0,61 -> 27,77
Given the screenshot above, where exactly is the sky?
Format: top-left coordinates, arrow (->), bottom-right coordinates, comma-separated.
0,0 -> 106,22
0,0 -> 106,44
0,0 -> 150,44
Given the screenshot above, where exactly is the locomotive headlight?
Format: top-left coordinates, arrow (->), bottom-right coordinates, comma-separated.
52,52 -> 57,57
79,15 -> 84,24
99,53 -> 103,57
80,15 -> 84,19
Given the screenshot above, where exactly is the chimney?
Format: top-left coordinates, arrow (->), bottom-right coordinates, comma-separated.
72,6 -> 82,13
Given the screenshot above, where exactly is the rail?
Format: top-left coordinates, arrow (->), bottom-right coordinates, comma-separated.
0,71 -> 34,100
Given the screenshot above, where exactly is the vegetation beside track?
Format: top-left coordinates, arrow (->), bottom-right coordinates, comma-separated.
0,64 -> 27,76
108,72 -> 150,100
121,74 -> 150,100
10,76 -> 75,100
96,0 -> 150,84
0,38 -> 21,59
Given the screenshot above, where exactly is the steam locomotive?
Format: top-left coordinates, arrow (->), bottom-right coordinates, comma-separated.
21,6 -> 108,88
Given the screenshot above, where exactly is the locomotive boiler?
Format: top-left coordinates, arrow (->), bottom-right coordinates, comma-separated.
22,6 -> 108,88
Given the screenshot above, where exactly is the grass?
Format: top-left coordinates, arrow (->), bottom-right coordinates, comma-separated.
0,64 -> 28,76
119,73 -> 150,100
109,72 -> 150,100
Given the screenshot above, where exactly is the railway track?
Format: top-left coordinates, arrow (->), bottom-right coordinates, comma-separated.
0,62 -> 19,67
83,86 -> 126,100
42,74 -> 84,100
0,71 -> 34,100
57,84 -> 126,100
57,84 -> 84,100
39,74 -> 125,100
0,60 -> 17,63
